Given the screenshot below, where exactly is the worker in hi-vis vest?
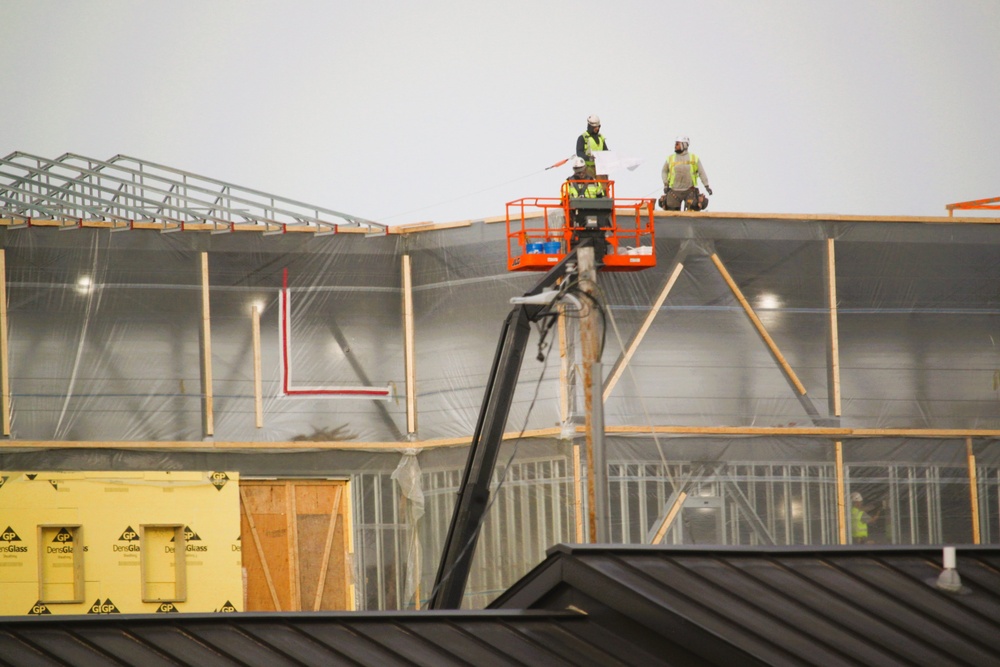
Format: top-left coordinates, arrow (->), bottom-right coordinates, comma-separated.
576,115 -> 609,178
661,135 -> 713,211
566,157 -> 605,198
850,491 -> 880,544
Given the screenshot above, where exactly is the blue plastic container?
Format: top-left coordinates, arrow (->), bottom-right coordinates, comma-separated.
543,241 -> 562,254
526,243 -> 544,254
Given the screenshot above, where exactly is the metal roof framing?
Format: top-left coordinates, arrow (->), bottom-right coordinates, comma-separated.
0,151 -> 387,236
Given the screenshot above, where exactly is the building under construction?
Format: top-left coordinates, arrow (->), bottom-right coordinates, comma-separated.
1,151 -> 999,628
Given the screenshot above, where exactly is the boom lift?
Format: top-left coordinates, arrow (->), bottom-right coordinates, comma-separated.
428,184 -> 656,609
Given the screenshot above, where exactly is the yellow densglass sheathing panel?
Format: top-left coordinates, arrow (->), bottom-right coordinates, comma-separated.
0,471 -> 242,616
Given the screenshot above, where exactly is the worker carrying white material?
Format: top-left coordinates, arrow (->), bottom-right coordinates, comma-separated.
660,135 -> 713,211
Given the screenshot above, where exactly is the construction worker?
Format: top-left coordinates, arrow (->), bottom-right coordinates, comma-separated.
850,491 -> 880,544
576,115 -> 609,178
661,135 -> 713,211
566,157 -> 604,198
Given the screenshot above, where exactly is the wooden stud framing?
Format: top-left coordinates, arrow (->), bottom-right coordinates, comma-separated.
603,260 -> 685,402
710,253 -> 808,395
402,255 -> 417,436
835,441 -> 847,545
967,437 -> 981,544
200,252 -> 214,436
0,249 -> 9,435
826,238 -> 842,417
252,305 -> 263,428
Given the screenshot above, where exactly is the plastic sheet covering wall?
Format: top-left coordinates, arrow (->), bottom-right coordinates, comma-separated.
1,214 -> 998,610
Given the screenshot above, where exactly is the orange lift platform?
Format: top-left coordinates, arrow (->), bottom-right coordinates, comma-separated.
506,179 -> 656,272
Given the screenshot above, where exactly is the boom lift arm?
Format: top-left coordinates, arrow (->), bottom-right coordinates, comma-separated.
427,242 -> 592,609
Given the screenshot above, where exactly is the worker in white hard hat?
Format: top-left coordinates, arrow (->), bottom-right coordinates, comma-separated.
660,135 -> 713,211
575,115 -> 609,178
565,156 -> 604,199
850,491 -> 880,544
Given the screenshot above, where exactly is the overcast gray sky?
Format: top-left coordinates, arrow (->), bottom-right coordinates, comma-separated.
2,0 -> 997,226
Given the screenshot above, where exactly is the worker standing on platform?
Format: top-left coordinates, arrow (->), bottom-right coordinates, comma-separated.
661,135 -> 712,211
566,157 -> 604,198
576,115 -> 609,178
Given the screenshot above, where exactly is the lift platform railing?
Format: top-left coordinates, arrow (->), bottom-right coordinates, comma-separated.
505,179 -> 656,272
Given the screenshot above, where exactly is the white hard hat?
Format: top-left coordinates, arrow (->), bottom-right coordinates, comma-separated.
571,156 -> 586,170
675,135 -> 690,145
587,114 -> 601,126
850,492 -> 863,502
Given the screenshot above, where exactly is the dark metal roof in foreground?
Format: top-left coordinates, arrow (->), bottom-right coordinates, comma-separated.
3,546 -> 999,666
494,544 -> 1000,667
0,610 -> 642,667
0,151 -> 386,235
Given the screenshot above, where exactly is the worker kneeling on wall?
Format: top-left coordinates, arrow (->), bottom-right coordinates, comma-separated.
659,135 -> 712,211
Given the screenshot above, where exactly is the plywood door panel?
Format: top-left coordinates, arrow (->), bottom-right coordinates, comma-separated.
240,480 -> 351,611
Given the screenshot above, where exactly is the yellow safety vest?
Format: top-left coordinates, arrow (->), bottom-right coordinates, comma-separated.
581,133 -> 606,168
667,153 -> 700,188
567,180 -> 604,199
851,506 -> 868,539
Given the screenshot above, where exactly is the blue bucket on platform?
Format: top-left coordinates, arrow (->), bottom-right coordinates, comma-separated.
526,242 -> 544,254
543,241 -> 562,254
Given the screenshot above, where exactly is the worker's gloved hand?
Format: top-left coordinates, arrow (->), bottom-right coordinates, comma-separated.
705,186 -> 713,196
663,186 -> 670,194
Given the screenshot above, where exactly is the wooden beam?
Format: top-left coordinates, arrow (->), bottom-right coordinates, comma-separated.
835,441 -> 847,545
5,425 -> 1000,451
0,250 -> 9,436
402,255 -> 417,436
651,491 -> 688,545
199,252 -> 214,436
710,253 -> 808,395
286,482 -> 300,611
967,437 -> 981,545
573,443 -> 584,542
825,239 -> 842,417
603,259 -> 685,402
252,305 -> 263,429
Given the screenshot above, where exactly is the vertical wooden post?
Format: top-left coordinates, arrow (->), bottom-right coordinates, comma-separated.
578,246 -> 604,542
252,305 -> 263,428
0,249 -> 9,436
967,437 -> 981,545
573,443 -> 584,542
199,252 -> 214,436
835,441 -> 847,545
286,481 -> 300,611
402,255 -> 417,437
825,238 -> 842,417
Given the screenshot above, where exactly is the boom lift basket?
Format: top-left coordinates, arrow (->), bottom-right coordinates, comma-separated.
506,179 -> 656,271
